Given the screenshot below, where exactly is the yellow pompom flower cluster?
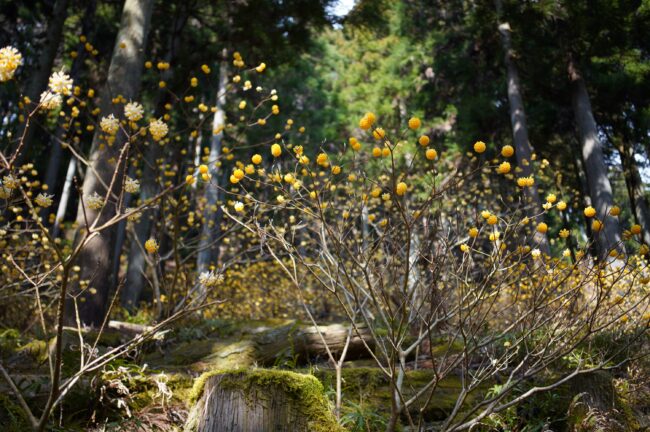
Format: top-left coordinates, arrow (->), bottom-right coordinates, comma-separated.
501,145 -> 514,157
144,238 -> 159,254
425,148 -> 437,160
316,152 -> 329,167
408,117 -> 421,130
233,51 -> 245,68
198,164 -> 211,181
516,176 -> 535,187
395,182 -> 407,196
359,112 -> 376,130
592,219 -> 603,232
473,141 -> 486,153
497,162 -> 511,174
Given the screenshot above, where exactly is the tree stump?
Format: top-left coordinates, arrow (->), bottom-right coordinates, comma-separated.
184,369 -> 341,432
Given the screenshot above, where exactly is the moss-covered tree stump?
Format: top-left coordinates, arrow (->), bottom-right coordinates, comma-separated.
184,369 -> 342,432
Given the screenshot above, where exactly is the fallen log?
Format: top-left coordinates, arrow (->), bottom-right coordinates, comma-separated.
107,320 -> 154,337
147,322 -> 375,371
255,322 -> 374,365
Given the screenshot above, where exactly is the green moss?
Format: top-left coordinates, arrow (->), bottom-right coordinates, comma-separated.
0,329 -> 21,355
428,338 -> 465,357
0,394 -> 30,432
147,339 -> 257,371
188,368 -> 342,432
166,372 -> 195,402
174,318 -> 296,342
314,367 -> 488,423
18,338 -> 48,363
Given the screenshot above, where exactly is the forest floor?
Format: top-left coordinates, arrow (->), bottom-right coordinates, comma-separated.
1,318 -> 650,431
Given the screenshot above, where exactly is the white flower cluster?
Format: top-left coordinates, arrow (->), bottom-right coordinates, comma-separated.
124,101 -> 144,122
100,114 -> 119,135
125,207 -> 141,222
48,70 -> 73,95
86,192 -> 104,210
149,118 -> 168,141
0,46 -> 22,81
34,193 -> 54,208
39,91 -> 62,110
124,177 -> 140,194
198,270 -> 223,287
2,175 -> 18,189
0,184 -> 10,199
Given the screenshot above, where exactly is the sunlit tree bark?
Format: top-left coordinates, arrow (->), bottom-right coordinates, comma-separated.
196,51 -> 228,278
568,56 -> 623,257
69,0 -> 154,326
495,0 -> 550,255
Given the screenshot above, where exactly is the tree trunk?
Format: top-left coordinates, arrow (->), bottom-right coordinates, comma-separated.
184,370 -> 341,432
43,0 -> 96,196
14,0 -> 69,160
69,0 -> 154,326
495,1 -> 550,255
197,53 -> 228,278
52,157 -> 76,238
568,57 -> 623,257
121,11 -> 188,311
573,144 -> 598,257
618,142 -> 650,246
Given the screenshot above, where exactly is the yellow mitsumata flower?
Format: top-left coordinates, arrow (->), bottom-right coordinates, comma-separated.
144,238 -> 159,254
501,145 -> 514,158
473,140 -> 486,153
408,117 -> 421,130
